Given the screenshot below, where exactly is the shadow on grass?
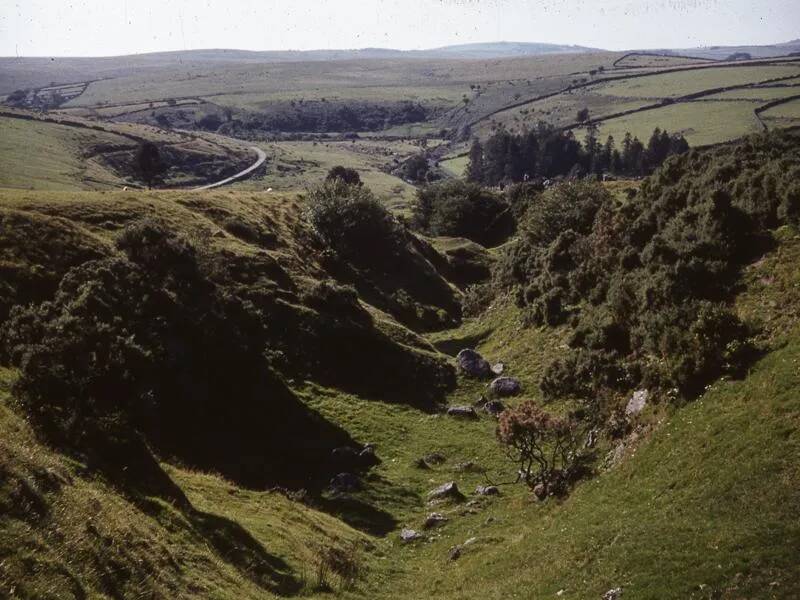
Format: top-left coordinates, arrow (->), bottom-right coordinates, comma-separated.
432,327 -> 494,357
314,494 -> 398,537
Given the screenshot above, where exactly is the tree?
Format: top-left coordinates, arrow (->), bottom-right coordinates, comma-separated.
325,166 -> 362,186
401,154 -> 430,183
496,401 -> 580,496
135,142 -> 166,188
576,107 -> 590,123
465,138 -> 485,183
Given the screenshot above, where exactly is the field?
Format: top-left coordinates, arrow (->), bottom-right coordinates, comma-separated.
577,100 -> 764,146
760,97 -> 800,125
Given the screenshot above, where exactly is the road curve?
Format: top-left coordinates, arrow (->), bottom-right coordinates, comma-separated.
192,146 -> 266,191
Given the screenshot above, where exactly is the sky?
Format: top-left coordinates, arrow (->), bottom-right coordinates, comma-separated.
0,0 -> 798,57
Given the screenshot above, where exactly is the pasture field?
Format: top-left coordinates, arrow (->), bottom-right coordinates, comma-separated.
577,100 -> 764,146
613,53 -> 715,68
594,63 -> 800,99
0,115 -> 130,190
760,97 -> 800,124
439,154 -> 469,177
704,86 -> 800,101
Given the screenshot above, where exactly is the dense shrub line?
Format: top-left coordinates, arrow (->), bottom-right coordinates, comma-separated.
494,130 -> 800,405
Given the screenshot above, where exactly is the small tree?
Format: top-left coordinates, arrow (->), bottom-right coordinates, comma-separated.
576,107 -> 590,123
325,166 -> 362,186
135,142 -> 166,188
496,401 -> 579,495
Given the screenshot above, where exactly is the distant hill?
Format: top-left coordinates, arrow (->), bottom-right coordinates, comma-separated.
658,39 -> 800,60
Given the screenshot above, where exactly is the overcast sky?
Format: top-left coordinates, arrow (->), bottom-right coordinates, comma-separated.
1,0 -> 798,57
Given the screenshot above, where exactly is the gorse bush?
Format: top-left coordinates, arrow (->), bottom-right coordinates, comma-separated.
307,178 -> 403,262
413,180 -> 513,247
495,130 -> 800,405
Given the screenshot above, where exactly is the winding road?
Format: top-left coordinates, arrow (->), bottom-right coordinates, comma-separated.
192,145 -> 267,190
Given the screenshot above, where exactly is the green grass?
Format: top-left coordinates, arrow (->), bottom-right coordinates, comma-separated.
595,65 -> 800,99
579,100 -> 764,146
761,97 -> 800,123
440,155 -> 468,177
0,115 -> 130,190
705,86 -> 800,101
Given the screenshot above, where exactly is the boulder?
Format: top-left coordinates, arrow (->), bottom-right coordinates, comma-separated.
475,485 -> 500,496
491,362 -> 505,375
456,349 -> 491,378
602,588 -> 623,600
489,376 -> 522,397
427,481 -> 464,502
423,512 -> 448,529
359,444 -> 379,465
533,483 -> 547,501
329,472 -> 360,493
400,528 -> 424,543
448,546 -> 462,561
625,389 -> 648,416
447,405 -> 478,419
484,400 -> 506,416
413,457 -> 430,470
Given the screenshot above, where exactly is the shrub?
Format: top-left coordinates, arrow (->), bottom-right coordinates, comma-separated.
325,165 -> 362,186
496,401 -> 581,495
413,180 -> 513,247
306,178 -> 402,262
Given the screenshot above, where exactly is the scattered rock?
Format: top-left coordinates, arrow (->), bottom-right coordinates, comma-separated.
448,546 -> 462,561
455,461 -> 481,473
491,362 -> 505,375
424,452 -> 446,465
489,376 -> 522,397
463,537 -> 477,546
602,587 -> 623,600
585,428 -> 598,448
456,349 -> 491,378
413,458 -> 430,470
447,405 -> 478,419
423,512 -> 448,529
400,528 -> 424,543
329,472 -> 360,493
427,481 -> 465,502
359,444 -> 379,465
533,483 -> 547,501
475,485 -> 500,496
484,400 -> 506,416
625,389 -> 649,416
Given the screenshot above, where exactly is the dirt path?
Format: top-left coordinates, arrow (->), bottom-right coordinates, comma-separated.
191,145 -> 267,190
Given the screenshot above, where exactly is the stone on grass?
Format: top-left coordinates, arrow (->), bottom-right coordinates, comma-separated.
533,483 -> 547,501
602,588 -> 623,600
447,405 -> 478,419
625,389 -> 649,416
400,528 -> 424,543
427,481 -> 465,502
491,362 -> 505,375
448,546 -> 462,561
423,512 -> 448,529
484,400 -> 506,416
475,485 -> 500,496
456,349 -> 491,378
489,376 -> 522,397
413,457 -> 430,470
424,452 -> 446,465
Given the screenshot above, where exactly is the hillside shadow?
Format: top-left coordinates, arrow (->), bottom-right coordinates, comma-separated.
432,327 -> 494,357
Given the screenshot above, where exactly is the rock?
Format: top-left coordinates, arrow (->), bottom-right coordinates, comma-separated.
455,461 -> 481,473
463,536 -> 477,546
423,512 -> 448,529
533,483 -> 547,500
359,444 -> 379,465
625,389 -> 648,416
329,472 -> 360,493
413,458 -> 430,470
585,429 -> 598,448
447,405 -> 478,419
473,395 -> 488,408
448,546 -> 462,561
427,481 -> 465,502
400,528 -> 424,543
602,587 -> 623,600
424,452 -> 446,465
456,349 -> 491,378
489,376 -> 522,397
475,485 -> 500,496
484,400 -> 506,416
491,362 -> 505,375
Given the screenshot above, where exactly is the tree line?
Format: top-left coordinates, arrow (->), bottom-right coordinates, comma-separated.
466,122 -> 689,186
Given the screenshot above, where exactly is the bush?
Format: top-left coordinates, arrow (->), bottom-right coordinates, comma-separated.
306,178 -> 402,262
413,180 -> 513,247
496,401 -> 581,495
495,131 -> 800,407
325,166 -> 362,186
